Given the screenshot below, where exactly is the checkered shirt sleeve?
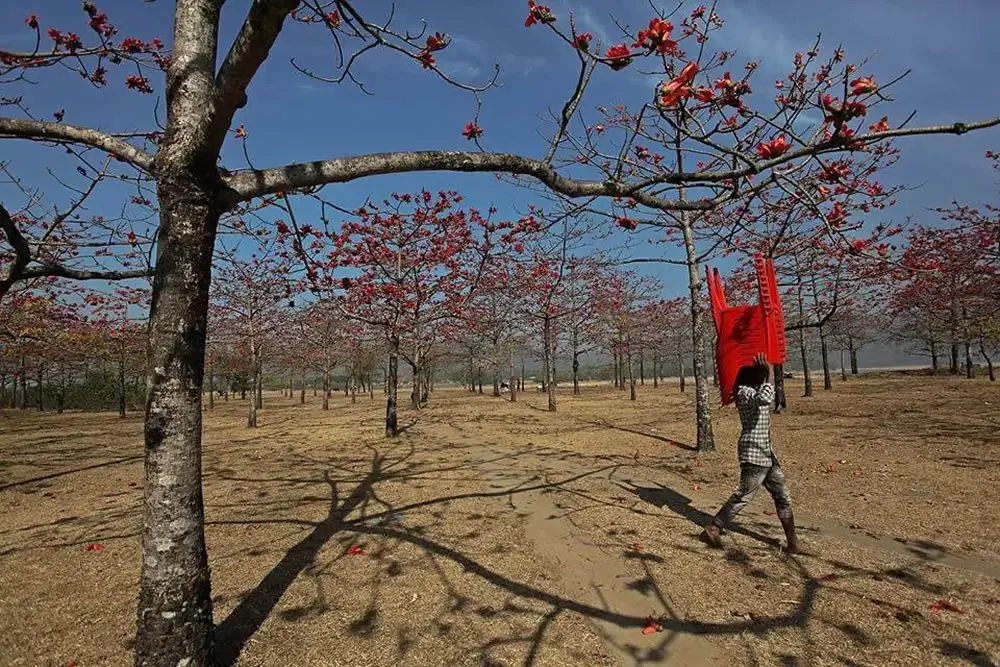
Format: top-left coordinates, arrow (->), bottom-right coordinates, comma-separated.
735,383 -> 775,467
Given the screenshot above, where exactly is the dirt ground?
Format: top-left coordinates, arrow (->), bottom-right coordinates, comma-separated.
1,375 -> 998,667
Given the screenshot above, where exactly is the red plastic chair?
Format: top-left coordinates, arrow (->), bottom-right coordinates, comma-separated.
706,255 -> 787,405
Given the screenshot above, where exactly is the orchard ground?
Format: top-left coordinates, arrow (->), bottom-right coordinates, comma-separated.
1,374 -> 998,667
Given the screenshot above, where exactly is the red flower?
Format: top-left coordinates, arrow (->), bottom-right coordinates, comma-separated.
869,116 -> 890,132
461,121 -> 483,140
634,18 -> 677,54
425,32 -> 449,51
417,50 -> 435,69
53,109 -> 64,122
524,0 -> 555,27
325,10 -> 341,27
605,44 -> 632,71
756,136 -> 791,159
125,74 -> 153,94
616,216 -> 638,231
233,124 -> 247,138
25,14 -> 39,29
573,32 -> 593,51
641,615 -> 663,634
119,37 -> 145,53
346,545 -> 365,556
850,76 -> 877,96
676,61 -> 699,85
85,542 -> 105,551
275,220 -> 290,234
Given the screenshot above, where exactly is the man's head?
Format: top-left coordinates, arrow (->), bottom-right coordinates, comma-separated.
735,362 -> 767,389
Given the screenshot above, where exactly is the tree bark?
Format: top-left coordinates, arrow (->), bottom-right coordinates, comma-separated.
36,363 -> 44,412
820,328 -> 832,390
508,345 -> 517,403
627,346 -> 636,401
680,224 -> 714,451
840,348 -> 848,382
207,365 -> 215,411
980,337 -> 995,382
639,350 -> 645,385
930,340 -> 939,371
572,327 -> 581,395
774,364 -> 788,412
543,314 -> 556,412
255,362 -> 263,409
247,343 -> 258,428
385,338 -> 399,437
652,352 -> 659,389
322,366 -> 330,410
134,163 -> 220,667
300,369 -> 306,404
848,335 -> 859,375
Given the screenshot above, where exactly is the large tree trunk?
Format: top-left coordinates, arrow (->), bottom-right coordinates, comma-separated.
543,313 -> 556,412
134,161 -> 220,667
681,214 -> 714,451
385,337 -> 399,437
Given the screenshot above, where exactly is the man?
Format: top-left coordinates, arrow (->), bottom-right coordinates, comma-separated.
701,353 -> 799,553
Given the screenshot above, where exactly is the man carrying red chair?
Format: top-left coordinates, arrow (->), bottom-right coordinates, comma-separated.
701,255 -> 800,554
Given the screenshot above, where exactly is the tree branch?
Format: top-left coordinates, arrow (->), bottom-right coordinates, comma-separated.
224,151 -> 714,211
210,0 -> 299,146
20,264 -> 153,283
0,118 -> 155,171
0,201 -> 31,300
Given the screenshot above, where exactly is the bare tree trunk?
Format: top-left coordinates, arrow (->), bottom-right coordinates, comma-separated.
980,337 -> 996,382
255,362 -> 263,409
509,345 -> 517,403
677,353 -> 686,393
19,356 -> 26,409
572,327 -> 581,395
840,348 -> 848,382
351,372 -> 358,403
208,365 -> 215,410
36,363 -> 44,412
848,335 -> 859,375
300,369 -> 306,404
134,165 -> 219,667
652,352 -> 659,389
322,366 -> 330,410
820,328 -> 832,390
680,211 -> 715,452
639,349 -> 645,385
965,340 -> 975,379
796,282 -> 813,397
386,338 -> 399,437
774,364 -> 788,412
492,353 -> 501,397
543,314 -> 556,412
628,346 -> 636,401
57,364 -> 66,414
247,345 -> 258,428
930,340 -> 939,371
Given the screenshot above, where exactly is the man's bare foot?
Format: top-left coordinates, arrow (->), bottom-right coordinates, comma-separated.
700,524 -> 723,548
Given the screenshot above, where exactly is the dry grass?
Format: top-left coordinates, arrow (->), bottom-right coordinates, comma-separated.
0,375 -> 998,666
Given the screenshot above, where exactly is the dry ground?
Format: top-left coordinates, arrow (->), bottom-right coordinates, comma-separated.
0,375 -> 998,667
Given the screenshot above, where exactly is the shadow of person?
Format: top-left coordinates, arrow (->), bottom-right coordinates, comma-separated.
622,481 -> 781,549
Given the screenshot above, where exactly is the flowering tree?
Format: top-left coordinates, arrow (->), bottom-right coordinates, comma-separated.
282,189 -> 526,435
210,240 -> 291,427
593,269 -> 658,400
3,2 -> 999,664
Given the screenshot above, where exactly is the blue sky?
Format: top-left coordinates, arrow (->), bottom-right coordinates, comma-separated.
2,0 -> 998,300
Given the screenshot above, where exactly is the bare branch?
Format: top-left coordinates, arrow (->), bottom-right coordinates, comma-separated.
211,0 -> 299,144
0,117 -> 155,171
0,201 -> 31,299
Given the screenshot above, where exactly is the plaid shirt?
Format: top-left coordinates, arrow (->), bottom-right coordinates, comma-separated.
735,383 -> 776,467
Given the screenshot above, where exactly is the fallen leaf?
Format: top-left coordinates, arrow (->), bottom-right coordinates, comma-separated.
853,469 -> 863,476
629,542 -> 644,552
930,599 -> 966,614
763,510 -> 776,517
695,459 -> 703,467
826,463 -> 837,473
692,484 -> 702,491
641,615 -> 663,634
85,543 -> 104,552
346,545 -> 365,556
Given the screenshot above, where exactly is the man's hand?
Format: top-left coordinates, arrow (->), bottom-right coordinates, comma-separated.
753,352 -> 770,369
